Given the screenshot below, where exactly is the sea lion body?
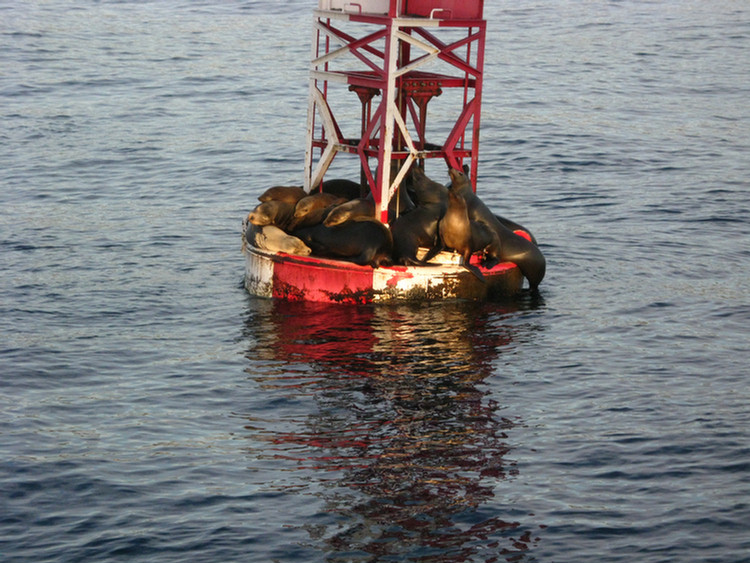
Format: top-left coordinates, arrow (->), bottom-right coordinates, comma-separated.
289,192 -> 347,231
390,206 -> 442,266
323,197 -> 376,227
258,185 -> 306,205
247,200 -> 295,231
295,192 -> 347,216
448,168 -> 546,289
390,167 -> 448,265
245,224 -> 311,256
494,214 -> 538,246
321,178 -> 362,200
406,166 -> 449,208
388,179 -> 416,221
437,185 -> 484,281
470,220 -> 503,269
288,204 -> 334,231
295,218 -> 393,268
446,166 -> 538,244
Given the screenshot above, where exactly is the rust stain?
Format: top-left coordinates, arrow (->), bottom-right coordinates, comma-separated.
323,286 -> 375,305
384,270 -> 415,287
273,280 -> 308,301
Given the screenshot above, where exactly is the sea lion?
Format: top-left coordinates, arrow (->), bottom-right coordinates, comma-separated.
406,165 -> 449,208
258,185 -> 307,205
287,204 -> 335,231
470,220 -> 503,269
295,192 -> 347,216
494,215 -> 538,246
447,165 -> 538,244
448,168 -> 546,289
325,182 -> 413,226
288,192 -> 348,231
245,224 -> 311,256
390,167 -> 448,265
388,178 -> 416,221
367,161 -> 418,221
390,207 -> 441,266
247,199 -> 296,231
436,183 -> 484,281
321,178 -> 362,200
421,214 -> 503,269
295,218 -> 393,268
323,197 -> 376,227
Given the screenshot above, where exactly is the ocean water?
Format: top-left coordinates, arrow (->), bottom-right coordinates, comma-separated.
2,1 -> 749,562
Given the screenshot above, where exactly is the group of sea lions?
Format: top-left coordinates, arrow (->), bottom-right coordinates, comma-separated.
244,167 -> 546,289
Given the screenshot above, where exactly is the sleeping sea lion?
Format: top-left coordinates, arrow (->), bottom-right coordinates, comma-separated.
258,185 -> 307,205
295,218 -> 393,268
323,197 -> 376,227
245,224 -> 311,256
289,192 -> 348,231
247,200 -> 296,231
288,204 -> 334,231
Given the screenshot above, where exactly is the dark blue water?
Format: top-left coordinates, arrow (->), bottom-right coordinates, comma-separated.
2,1 -> 749,562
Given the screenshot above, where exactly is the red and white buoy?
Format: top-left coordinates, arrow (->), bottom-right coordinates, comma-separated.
244,0 -> 526,302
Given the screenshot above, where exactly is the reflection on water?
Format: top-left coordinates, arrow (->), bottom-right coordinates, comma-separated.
240,298 -> 545,561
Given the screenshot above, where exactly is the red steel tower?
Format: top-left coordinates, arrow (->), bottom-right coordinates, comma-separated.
305,0 -> 486,222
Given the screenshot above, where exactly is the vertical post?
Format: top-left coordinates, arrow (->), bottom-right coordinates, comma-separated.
470,22 -> 486,192
375,19 -> 400,224
303,19 -> 320,193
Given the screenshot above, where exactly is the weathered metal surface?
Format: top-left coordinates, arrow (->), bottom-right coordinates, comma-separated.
406,0 -> 484,20
243,245 -> 523,303
243,245 -> 275,298
317,0 -> 484,20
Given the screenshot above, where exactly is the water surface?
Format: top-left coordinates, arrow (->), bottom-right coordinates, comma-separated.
2,1 -> 749,562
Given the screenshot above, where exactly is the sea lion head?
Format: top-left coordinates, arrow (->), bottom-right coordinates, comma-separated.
448,167 -> 469,187
247,202 -> 273,226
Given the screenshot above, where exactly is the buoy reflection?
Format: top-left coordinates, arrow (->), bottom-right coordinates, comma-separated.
242,299 -> 543,561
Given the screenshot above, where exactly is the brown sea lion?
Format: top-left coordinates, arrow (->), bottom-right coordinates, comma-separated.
287,205 -> 334,231
289,192 -> 347,231
258,185 -> 306,205
470,220 -> 503,269
448,168 -> 546,289
437,183 -> 485,282
247,200 -> 296,231
323,197 -> 376,227
245,224 -> 311,256
421,213 -> 503,270
294,218 -> 393,268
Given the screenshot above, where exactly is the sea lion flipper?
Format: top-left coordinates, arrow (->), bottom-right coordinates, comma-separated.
421,244 -> 443,263
482,256 -> 500,270
464,263 -> 486,283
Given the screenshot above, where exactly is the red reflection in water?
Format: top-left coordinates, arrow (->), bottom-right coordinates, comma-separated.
243,299 -> 544,561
